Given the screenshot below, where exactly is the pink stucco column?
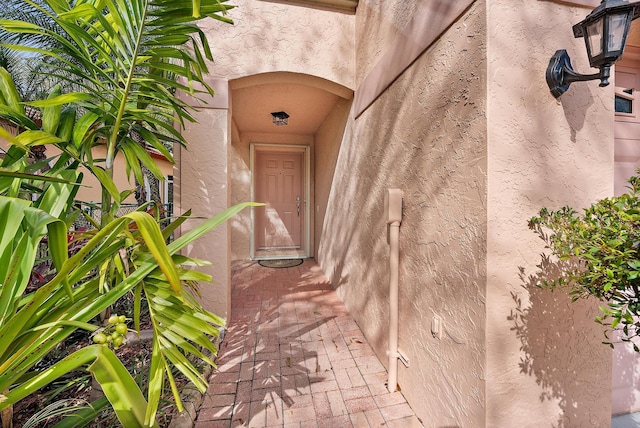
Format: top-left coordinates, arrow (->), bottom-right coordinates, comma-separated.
174,78 -> 233,320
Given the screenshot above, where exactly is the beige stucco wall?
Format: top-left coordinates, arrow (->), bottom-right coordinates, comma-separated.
318,2 -> 488,426
175,107 -> 232,319
313,97 -> 352,257
229,119 -> 252,260
199,0 -> 355,89
317,0 -> 616,426
354,0 -> 420,84
175,0 -> 619,424
486,0 -> 613,426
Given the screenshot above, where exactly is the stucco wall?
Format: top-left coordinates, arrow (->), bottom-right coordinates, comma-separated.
354,0 -> 419,84
318,2 -> 487,426
229,119 -> 251,260
486,0 -> 613,426
313,97 -> 352,257
175,107 -> 232,318
199,0 -> 355,89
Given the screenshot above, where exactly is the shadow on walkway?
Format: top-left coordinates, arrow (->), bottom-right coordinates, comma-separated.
195,259 -> 422,427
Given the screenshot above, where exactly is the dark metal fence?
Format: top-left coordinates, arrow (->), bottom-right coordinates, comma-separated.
34,202 -> 174,282
73,202 -> 173,231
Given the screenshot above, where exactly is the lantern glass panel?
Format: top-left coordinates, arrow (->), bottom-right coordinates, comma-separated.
607,12 -> 629,52
586,18 -> 604,57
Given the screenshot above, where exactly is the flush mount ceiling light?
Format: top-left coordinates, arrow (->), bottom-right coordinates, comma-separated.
546,0 -> 640,98
271,111 -> 290,126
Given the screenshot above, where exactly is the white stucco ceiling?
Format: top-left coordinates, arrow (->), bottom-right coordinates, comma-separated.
231,83 -> 341,135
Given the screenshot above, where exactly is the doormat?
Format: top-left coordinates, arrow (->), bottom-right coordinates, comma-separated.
258,259 -> 303,268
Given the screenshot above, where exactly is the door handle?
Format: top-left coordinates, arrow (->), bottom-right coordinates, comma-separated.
296,196 -> 301,217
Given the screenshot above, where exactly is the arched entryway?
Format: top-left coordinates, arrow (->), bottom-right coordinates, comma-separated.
227,72 -> 353,261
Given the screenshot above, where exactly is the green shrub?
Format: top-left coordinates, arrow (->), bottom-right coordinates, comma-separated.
530,174 -> 640,349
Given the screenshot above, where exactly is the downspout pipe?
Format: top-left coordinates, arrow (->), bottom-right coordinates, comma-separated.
385,189 -> 403,393
388,219 -> 401,392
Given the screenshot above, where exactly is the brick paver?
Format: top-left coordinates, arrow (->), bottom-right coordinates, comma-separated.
195,260 -> 422,427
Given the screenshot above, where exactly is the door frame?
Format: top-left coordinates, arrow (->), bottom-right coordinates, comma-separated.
250,143 -> 311,260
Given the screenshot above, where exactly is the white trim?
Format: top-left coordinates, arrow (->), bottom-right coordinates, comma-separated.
144,175 -> 151,203
163,175 -> 173,205
250,143 -> 311,260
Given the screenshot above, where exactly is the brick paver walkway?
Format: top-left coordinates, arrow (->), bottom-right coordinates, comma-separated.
195,259 -> 422,428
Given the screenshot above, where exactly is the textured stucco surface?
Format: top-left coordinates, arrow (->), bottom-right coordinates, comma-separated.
228,120 -> 252,260
318,2 -> 487,426
176,0 -> 620,424
199,0 -> 355,89
354,0 -> 419,85
313,97 -> 352,257
486,0 -> 613,426
174,108 -> 231,319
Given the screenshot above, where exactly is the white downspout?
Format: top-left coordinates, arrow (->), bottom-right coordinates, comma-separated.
385,189 -> 404,393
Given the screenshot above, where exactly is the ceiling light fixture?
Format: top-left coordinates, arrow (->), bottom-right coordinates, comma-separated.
271,111 -> 290,126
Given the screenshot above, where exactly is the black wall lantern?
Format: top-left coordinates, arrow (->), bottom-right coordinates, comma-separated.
546,0 -> 640,98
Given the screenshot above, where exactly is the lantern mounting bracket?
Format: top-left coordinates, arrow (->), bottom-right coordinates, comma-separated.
545,0 -> 640,99
546,49 -> 611,98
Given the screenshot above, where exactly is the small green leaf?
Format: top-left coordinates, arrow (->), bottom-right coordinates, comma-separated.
40,85 -> 62,135
72,112 -> 99,148
15,130 -> 63,147
612,317 -> 620,329
0,67 -> 24,113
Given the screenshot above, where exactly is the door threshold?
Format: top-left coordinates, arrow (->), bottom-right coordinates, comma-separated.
253,248 -> 308,260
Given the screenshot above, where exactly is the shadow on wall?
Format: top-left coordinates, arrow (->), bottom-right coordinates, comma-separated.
319,2 -> 488,406
612,331 -> 640,415
512,255 -> 611,428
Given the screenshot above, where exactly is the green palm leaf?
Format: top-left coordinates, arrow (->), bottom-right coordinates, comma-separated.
0,1 -> 252,425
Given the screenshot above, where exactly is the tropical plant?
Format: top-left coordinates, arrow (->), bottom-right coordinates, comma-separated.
0,0 -> 233,224
0,0 -> 251,426
529,173 -> 640,350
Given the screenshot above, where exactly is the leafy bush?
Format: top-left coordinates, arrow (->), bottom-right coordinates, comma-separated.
529,174 -> 640,349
